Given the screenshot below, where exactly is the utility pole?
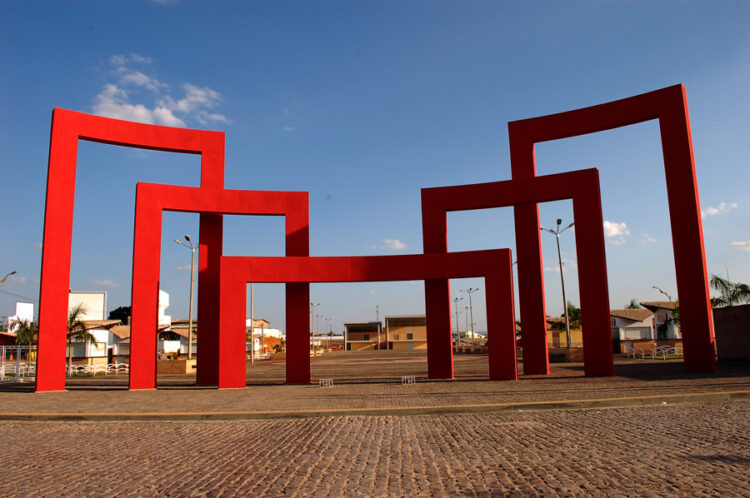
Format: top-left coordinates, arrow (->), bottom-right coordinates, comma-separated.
375,305 -> 379,322
453,296 -> 463,351
460,288 -> 479,348
174,235 -> 197,359
541,218 -> 575,348
464,306 -> 470,345
250,283 -> 254,364
310,302 -> 320,352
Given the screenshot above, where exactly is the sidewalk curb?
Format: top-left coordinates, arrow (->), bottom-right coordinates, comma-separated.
1,390 -> 748,422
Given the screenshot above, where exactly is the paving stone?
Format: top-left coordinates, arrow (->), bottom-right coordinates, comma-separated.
0,401 -> 748,496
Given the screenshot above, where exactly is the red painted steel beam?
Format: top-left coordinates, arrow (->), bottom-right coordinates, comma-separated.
220,249 -> 516,387
130,183 -> 308,389
36,109 -> 224,392
509,84 -> 715,373
422,168 -> 613,377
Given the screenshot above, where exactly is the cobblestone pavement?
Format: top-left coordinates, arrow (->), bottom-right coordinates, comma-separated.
1,353 -> 748,417
1,401 -> 748,496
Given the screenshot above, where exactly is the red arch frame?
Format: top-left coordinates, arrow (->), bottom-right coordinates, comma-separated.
219,249 -> 516,387
509,84 -> 715,373
129,182 -> 309,389
422,168 -> 613,377
36,109 -> 225,392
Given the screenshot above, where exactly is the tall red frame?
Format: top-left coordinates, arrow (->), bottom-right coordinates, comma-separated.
219,249 -> 516,387
509,84 -> 715,373
36,109 -> 225,392
422,168 -> 613,377
130,183 -> 308,389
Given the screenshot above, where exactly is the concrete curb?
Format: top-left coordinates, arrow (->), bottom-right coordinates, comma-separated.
1,389 -> 748,422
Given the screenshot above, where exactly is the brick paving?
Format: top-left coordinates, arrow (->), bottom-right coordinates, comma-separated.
0,352 -> 748,417
0,401 -> 748,496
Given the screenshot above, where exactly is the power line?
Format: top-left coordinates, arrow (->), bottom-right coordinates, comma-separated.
0,289 -> 38,302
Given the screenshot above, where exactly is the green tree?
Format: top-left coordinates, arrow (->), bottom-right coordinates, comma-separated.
709,275 -> 750,307
625,299 -> 640,309
11,318 -> 38,346
67,304 -> 98,373
10,318 -> 38,360
108,306 -> 131,324
566,301 -> 581,328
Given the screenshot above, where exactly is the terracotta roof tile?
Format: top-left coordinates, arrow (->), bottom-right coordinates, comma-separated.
610,309 -> 653,322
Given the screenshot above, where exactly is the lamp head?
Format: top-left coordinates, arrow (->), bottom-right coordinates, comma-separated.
10,271 -> 16,276
556,218 -> 562,226
184,235 -> 192,243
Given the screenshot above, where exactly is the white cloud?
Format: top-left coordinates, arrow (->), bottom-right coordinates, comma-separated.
729,241 -> 750,252
640,233 -> 657,246
283,126 -> 296,132
92,55 -> 229,127
7,275 -> 27,284
603,221 -> 629,238
93,84 -> 185,127
701,201 -> 738,218
176,264 -> 192,272
381,239 -> 407,251
121,70 -> 164,92
35,243 -> 42,250
603,220 -> 629,245
86,279 -> 121,289
368,290 -> 376,296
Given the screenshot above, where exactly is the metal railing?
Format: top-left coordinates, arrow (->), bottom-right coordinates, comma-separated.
0,345 -> 36,383
631,345 -> 683,360
67,363 -> 130,375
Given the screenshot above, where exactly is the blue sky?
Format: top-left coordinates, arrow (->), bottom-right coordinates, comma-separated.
1,1 -> 749,333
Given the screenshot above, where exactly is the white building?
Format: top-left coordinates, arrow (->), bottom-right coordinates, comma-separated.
640,301 -> 681,340
610,308 -> 655,353
7,302 -> 34,333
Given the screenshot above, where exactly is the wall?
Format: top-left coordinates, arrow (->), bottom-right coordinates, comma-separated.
714,304 -> 750,361
547,328 -> 583,348
68,292 -> 106,321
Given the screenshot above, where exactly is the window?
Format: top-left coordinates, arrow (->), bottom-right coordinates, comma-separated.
407,333 -> 413,340
363,334 -> 370,341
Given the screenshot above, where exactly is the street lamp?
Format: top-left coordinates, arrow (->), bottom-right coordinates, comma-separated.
0,271 -> 17,283
310,302 -> 320,351
453,296 -> 463,351
541,218 -> 575,348
460,288 -> 479,348
174,235 -> 196,359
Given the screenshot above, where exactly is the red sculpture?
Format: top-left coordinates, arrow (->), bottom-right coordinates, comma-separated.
34,84 -> 715,393
422,168 -> 613,377
130,183 -> 309,389
220,249 -> 516,387
508,84 -> 715,374
36,109 -> 225,392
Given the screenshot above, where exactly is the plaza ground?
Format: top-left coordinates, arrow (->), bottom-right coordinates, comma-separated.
0,351 -> 748,496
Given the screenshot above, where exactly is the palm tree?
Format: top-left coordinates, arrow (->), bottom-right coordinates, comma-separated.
11,318 -> 38,346
709,275 -> 750,308
67,304 -> 98,374
625,298 -> 640,309
10,318 -> 38,360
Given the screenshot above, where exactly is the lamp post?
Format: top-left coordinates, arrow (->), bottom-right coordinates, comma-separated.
174,236 -> 196,359
460,288 -> 478,348
0,271 -> 17,283
453,296 -> 463,351
310,302 -> 320,351
541,218 -> 575,348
